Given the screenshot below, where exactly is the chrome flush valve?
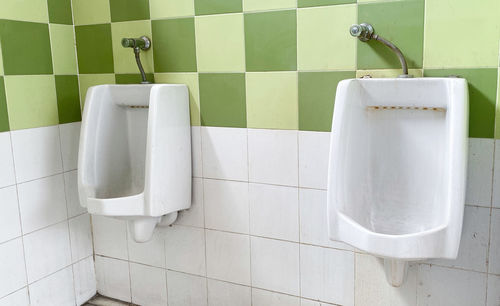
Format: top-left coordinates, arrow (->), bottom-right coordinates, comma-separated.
349,23 -> 374,42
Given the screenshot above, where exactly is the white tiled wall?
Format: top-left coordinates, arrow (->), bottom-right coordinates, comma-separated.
88,127 -> 500,306
0,123 -> 96,306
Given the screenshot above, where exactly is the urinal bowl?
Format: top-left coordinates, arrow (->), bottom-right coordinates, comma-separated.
327,78 -> 468,286
78,84 -> 192,242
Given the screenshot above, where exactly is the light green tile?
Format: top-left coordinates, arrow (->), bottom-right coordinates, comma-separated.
0,40 -> 3,75
0,0 -> 48,22
496,69 -> 500,138
154,73 -> 200,126
111,21 -> 153,74
298,5 -> 356,71
50,24 -> 78,75
246,72 -> 298,129
78,74 -> 115,107
243,0 -> 295,12
355,69 -> 423,78
5,75 -> 58,130
72,0 -> 111,25
150,0 -> 194,19
195,14 -> 245,72
424,0 -> 500,68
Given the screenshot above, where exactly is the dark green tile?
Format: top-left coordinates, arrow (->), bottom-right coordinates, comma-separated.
357,0 -> 424,69
245,10 -> 297,72
299,71 -> 355,132
0,77 -> 9,132
75,24 -> 114,74
424,69 -> 498,138
115,74 -> 154,84
110,0 -> 150,22
298,0 -> 355,8
47,0 -> 73,24
194,0 -> 242,15
0,20 -> 53,75
55,75 -> 81,124
152,18 -> 197,72
199,73 -> 246,128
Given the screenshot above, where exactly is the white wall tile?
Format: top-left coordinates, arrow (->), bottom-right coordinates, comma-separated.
355,254 -> 416,306
165,225 -> 206,276
299,188 -> 353,250
130,263 -> 168,306
492,140 -> 500,208
300,245 -> 354,306
487,274 -> 500,306
0,288 -> 29,306
192,126 -> 203,177
18,174 -> 67,234
417,264 -> 486,306
0,238 -> 26,298
29,267 -> 75,306
489,208 -> 500,274
92,215 -> 128,260
167,271 -> 207,306
252,288 -> 300,306
206,230 -> 251,285
202,127 -> 248,181
0,186 -> 21,243
59,122 -> 80,171
64,170 -> 86,218
176,177 -> 204,228
69,214 -> 93,262
208,279 -> 251,306
251,236 -> 299,295
466,138 -> 494,207
248,129 -> 298,186
0,132 -> 15,188
249,183 -> 299,242
23,221 -> 71,283
128,227 -> 166,268
298,131 -> 330,190
11,126 -> 63,183
427,206 -> 489,272
95,256 -> 131,302
73,256 -> 96,306
204,179 -> 249,234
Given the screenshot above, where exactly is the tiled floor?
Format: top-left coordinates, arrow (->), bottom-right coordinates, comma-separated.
84,294 -> 139,306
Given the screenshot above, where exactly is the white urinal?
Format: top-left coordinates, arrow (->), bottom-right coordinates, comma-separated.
327,77 -> 468,286
78,84 -> 191,242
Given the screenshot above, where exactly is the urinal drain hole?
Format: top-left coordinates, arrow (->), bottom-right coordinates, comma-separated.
128,105 -> 149,109
367,106 -> 445,112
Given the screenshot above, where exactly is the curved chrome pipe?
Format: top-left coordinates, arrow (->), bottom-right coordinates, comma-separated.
122,36 -> 152,84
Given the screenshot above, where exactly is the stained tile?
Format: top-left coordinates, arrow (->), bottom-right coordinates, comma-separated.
0,20 -> 53,75
424,69 -> 498,138
150,0 -> 194,19
298,0 -> 355,7
75,24 -> 114,74
245,10 -> 297,71
56,75 -> 81,124
115,74 -> 154,84
199,73 -> 246,128
0,77 -> 9,132
298,71 -> 355,132
47,0 -> 73,24
111,20 -> 153,74
110,0 -> 150,22
152,18 -> 197,72
50,24 -> 78,75
194,0 -> 242,15
72,0 -> 111,25
357,0 -> 424,69
244,0 -> 295,12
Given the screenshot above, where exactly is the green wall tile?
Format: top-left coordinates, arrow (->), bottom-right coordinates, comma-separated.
246,72 -> 298,129
154,73 -> 200,126
298,0 -> 355,8
0,39 -> 4,75
72,0 -> 111,25
150,0 -> 194,19
496,69 -> 500,139
195,14 -> 245,72
115,74 -> 154,84
55,75 -> 81,124
245,10 -> 297,72
357,0 -> 424,70
424,0 -> 500,69
355,69 -> 423,78
0,0 -> 48,23
244,0 -> 295,11
111,21 -> 153,74
0,77 -> 9,132
5,75 -> 58,130
110,0 -> 150,22
424,69 -> 498,138
47,0 -> 73,24
297,5 -> 356,71
79,74 -> 115,107
199,73 -> 246,128
50,24 -> 78,75
75,24 -> 114,74
298,71 -> 355,132
152,18 -> 197,72
194,0 -> 242,15
0,20 -> 53,75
